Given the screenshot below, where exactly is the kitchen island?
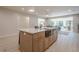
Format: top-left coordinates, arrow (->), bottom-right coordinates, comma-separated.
19,28 -> 58,52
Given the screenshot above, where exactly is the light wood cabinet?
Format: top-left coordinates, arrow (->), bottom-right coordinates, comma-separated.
32,38 -> 39,51
48,36 -> 53,46
39,37 -> 44,51
44,37 -> 49,49
52,30 -> 58,42
19,29 -> 58,52
33,32 -> 45,52
44,36 -> 53,49
44,30 -> 58,50
19,31 -> 32,52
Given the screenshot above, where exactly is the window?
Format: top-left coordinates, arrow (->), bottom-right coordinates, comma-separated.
49,17 -> 73,32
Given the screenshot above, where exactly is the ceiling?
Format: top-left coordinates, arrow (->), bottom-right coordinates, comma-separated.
3,6 -> 79,18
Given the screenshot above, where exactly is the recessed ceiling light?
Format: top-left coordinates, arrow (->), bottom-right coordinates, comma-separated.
21,8 -> 24,11
28,9 -> 35,12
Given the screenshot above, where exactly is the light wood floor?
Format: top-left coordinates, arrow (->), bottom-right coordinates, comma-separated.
0,32 -> 79,52
46,32 -> 79,52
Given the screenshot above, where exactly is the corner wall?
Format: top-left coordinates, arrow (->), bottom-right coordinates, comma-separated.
0,8 -> 40,38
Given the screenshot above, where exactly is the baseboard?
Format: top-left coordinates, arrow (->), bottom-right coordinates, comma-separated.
0,33 -> 18,39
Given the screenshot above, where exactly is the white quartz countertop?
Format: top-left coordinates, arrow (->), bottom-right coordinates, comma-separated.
19,27 -> 57,34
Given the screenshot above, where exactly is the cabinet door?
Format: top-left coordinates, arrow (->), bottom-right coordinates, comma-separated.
33,38 -> 44,52
44,37 -> 49,49
32,38 -> 39,52
55,30 -> 58,40
48,36 -> 53,46
53,30 -> 58,42
39,37 -> 44,52
20,31 -> 32,52
33,37 -> 44,52
33,32 -> 45,52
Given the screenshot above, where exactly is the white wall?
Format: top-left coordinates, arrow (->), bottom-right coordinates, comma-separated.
16,14 -> 39,29
0,8 -> 40,38
29,16 -> 38,28
73,15 -> 79,33
0,8 -> 18,38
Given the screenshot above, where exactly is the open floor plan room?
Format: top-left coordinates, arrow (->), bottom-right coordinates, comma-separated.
0,6 -> 79,52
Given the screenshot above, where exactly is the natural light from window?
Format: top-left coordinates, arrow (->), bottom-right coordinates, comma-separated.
48,17 -> 73,32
